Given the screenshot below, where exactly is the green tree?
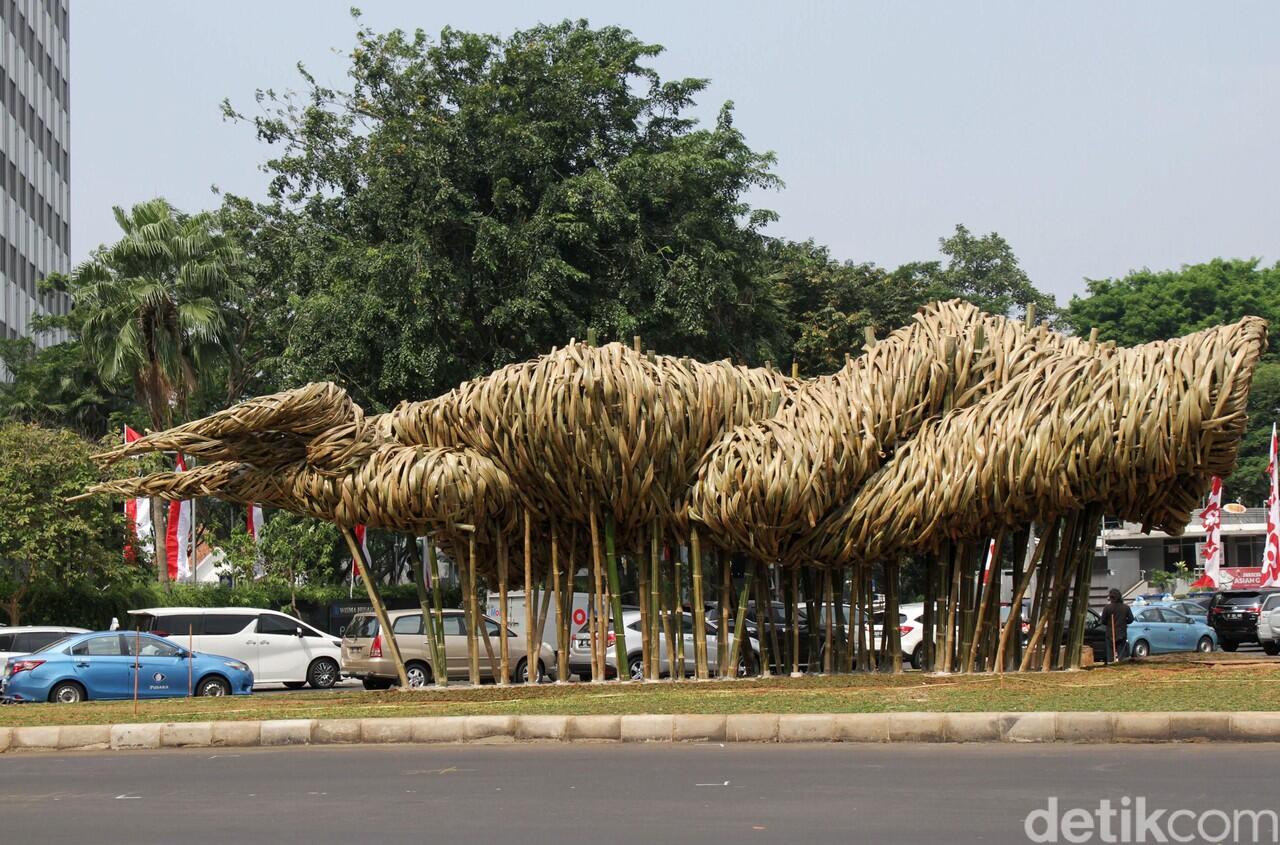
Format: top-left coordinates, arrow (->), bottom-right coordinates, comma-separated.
0,336 -> 130,439
59,198 -> 242,582
220,512 -> 343,616
1065,258 -> 1280,504
221,17 -> 785,409
0,423 -> 131,625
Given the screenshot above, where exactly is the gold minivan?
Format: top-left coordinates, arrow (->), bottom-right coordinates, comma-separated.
342,608 -> 556,688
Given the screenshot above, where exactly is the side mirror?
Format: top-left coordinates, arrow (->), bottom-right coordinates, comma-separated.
296,627 -> 304,638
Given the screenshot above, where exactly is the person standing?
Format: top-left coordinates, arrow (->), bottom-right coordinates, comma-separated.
1099,588 -> 1133,664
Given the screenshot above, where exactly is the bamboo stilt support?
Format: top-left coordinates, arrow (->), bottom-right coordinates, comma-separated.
649,524 -> 661,679
342,526 -> 409,689
690,526 -> 709,680
497,534 -> 511,685
413,537 -> 441,687
674,544 -> 685,679
719,549 -> 732,677
552,524 -> 568,683
727,564 -> 755,677
886,560 -> 902,673
942,543 -> 964,673
604,514 -> 628,680
965,530 -> 1004,673
754,561 -> 771,677
822,568 -> 834,674
588,510 -> 605,682
464,532 -> 481,685
524,510 -> 537,683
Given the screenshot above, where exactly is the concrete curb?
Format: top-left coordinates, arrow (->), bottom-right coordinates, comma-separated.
4,712 -> 1280,753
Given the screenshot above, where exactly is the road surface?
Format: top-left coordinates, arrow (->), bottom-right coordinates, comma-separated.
2,742 -> 1275,844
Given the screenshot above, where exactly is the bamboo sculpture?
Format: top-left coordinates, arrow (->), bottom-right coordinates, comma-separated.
87,301 -> 1269,683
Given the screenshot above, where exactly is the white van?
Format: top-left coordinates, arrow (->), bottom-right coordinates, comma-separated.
128,607 -> 342,689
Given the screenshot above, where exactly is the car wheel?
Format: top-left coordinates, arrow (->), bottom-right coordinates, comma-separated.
1197,636 -> 1215,653
513,658 -> 545,684
403,661 -> 432,688
283,681 -> 307,690
1131,640 -> 1150,659
627,652 -> 644,681
1221,641 -> 1238,652
308,657 -> 340,689
48,680 -> 85,704
362,677 -> 393,691
1262,642 -> 1280,656
911,644 -> 925,671
197,676 -> 231,697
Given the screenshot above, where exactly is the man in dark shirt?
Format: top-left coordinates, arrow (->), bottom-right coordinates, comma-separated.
1099,589 -> 1134,663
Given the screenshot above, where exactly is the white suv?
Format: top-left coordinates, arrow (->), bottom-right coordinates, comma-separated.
1257,593 -> 1280,656
129,607 -> 343,688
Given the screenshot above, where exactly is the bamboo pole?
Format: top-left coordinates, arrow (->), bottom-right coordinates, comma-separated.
803,569 -> 820,673
965,530 -> 1005,673
524,510 -> 538,683
342,526 -> 410,689
604,514 -> 628,680
414,537 -> 442,687
783,563 -> 793,676
689,526 -> 709,680
886,560 -> 902,673
942,542 -> 965,673
674,543 -> 685,679
636,543 -> 651,680
649,524 -> 662,679
718,549 -> 732,677
727,564 -> 756,677
841,567 -> 855,674
1067,506 -> 1104,668
754,561 -> 771,677
1023,513 -> 1077,671
427,539 -> 447,687
922,553 -> 936,672
822,568 -> 834,674
588,510 -> 605,682
497,533 -> 511,685
551,524 -> 567,684
465,531 -> 481,685
1041,512 -> 1082,671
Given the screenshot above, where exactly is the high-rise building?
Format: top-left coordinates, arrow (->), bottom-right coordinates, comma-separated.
0,0 -> 69,350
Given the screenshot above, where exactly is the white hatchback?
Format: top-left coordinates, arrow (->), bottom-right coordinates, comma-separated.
128,607 -> 343,689
0,626 -> 88,663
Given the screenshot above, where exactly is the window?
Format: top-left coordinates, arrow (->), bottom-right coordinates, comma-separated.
1163,610 -> 1189,624
150,614 -> 202,636
16,631 -> 69,651
392,614 -> 423,636
484,618 -> 503,638
346,615 -> 379,639
1263,595 -> 1280,612
1136,609 -> 1163,623
203,614 -> 252,636
0,634 -> 12,650
129,637 -> 182,658
257,614 -> 300,636
72,635 -> 123,657
442,615 -> 467,636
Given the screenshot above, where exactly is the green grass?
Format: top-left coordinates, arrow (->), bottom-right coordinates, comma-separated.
3,654 -> 1277,728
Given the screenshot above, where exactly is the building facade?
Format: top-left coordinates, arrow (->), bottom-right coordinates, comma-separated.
0,0 -> 69,349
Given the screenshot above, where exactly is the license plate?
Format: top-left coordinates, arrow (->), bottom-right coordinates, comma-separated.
574,637 -> 589,648
1227,613 -> 1242,620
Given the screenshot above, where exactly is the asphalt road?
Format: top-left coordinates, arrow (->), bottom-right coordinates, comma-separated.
2,743 -> 1276,844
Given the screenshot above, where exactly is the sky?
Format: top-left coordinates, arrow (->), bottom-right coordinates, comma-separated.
70,1 -> 1280,304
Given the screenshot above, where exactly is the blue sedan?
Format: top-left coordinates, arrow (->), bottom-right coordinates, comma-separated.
1,631 -> 253,703
1128,607 -> 1218,658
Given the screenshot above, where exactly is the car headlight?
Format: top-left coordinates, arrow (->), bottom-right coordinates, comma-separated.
224,660 -> 249,672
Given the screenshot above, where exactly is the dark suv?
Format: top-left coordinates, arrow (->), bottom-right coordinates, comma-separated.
1208,589 -> 1280,651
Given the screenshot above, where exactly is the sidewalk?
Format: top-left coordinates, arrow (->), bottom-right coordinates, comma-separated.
4,711 -> 1279,753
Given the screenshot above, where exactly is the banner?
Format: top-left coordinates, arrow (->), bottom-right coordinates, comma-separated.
1263,424 -> 1280,587
1198,476 -> 1223,587
122,426 -> 153,561
166,454 -> 192,581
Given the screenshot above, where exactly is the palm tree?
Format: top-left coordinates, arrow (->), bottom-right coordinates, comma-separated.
70,198 -> 241,582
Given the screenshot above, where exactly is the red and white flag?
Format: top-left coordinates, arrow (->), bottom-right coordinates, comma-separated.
1263,424 -> 1280,587
166,454 -> 193,581
982,537 -> 997,585
1198,476 -> 1223,587
352,524 -> 369,576
122,426 -> 153,561
246,502 -> 264,541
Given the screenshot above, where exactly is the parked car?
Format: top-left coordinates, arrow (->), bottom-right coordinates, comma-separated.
1256,592 -> 1280,656
571,609 -> 758,680
0,626 -> 88,662
707,600 -> 818,673
342,608 -> 557,688
1207,589 -> 1280,651
1,631 -> 253,703
1127,606 -> 1217,657
128,607 -> 342,689
1149,600 -> 1209,625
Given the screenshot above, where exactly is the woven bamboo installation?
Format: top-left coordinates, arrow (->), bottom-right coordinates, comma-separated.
86,300 -> 1269,677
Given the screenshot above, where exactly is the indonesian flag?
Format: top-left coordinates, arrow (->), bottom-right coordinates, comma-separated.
166,454 -> 193,581
247,502 -> 264,541
122,426 -> 153,561
1263,424 -> 1280,587
1198,476 -> 1223,587
982,537 -> 997,585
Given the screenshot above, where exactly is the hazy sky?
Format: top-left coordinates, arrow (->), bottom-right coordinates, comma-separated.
71,1 -> 1280,304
